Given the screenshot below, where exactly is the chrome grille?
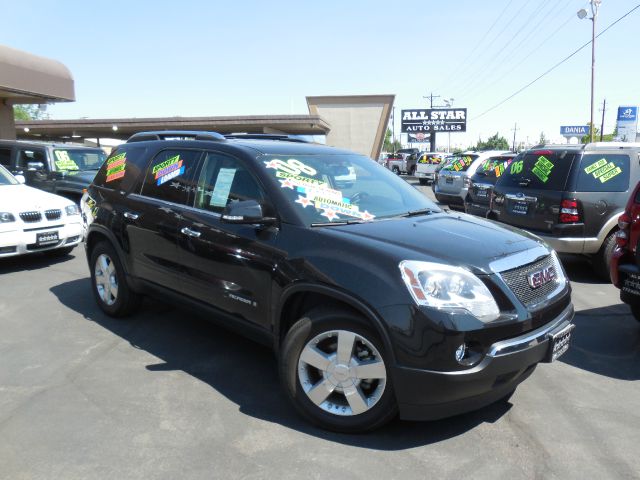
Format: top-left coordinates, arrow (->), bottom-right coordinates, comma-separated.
45,209 -> 62,221
500,255 -> 559,307
19,211 -> 42,223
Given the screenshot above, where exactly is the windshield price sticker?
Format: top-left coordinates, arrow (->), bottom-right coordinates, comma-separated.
510,160 -> 523,175
585,158 -> 622,183
105,152 -> 127,182
451,156 -> 472,171
153,155 -> 184,186
54,150 -> 79,171
532,155 -> 554,183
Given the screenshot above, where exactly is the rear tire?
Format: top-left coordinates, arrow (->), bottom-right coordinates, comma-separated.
418,178 -> 427,186
90,241 -> 140,317
592,232 -> 616,281
392,166 -> 400,175
279,307 -> 397,433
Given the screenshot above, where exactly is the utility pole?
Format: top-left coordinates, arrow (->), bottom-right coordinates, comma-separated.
423,92 -> 441,152
511,123 -> 520,152
391,106 -> 395,148
599,98 -> 606,141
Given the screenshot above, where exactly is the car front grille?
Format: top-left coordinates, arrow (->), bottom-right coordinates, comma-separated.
45,209 -> 62,221
500,255 -> 560,308
19,211 -> 42,223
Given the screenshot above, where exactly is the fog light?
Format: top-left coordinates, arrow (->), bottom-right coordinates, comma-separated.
455,344 -> 467,363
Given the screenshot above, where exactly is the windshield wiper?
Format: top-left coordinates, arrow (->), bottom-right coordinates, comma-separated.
400,208 -> 436,218
311,219 -> 365,227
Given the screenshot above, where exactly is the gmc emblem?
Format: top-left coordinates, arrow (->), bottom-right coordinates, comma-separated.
527,266 -> 556,289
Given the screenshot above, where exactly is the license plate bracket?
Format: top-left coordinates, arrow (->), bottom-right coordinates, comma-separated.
544,323 -> 575,362
36,231 -> 59,246
622,273 -> 640,297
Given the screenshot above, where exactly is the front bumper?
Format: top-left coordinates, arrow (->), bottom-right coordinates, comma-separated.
415,172 -> 435,180
0,221 -> 82,257
393,302 -> 574,421
465,201 -> 491,217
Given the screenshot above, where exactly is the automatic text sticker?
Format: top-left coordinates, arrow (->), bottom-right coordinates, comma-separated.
584,158 -> 622,183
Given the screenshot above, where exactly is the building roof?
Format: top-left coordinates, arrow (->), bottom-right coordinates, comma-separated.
0,44 -> 75,103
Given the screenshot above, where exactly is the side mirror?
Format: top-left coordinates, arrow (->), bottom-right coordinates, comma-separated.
14,174 -> 26,184
27,161 -> 45,172
221,200 -> 277,225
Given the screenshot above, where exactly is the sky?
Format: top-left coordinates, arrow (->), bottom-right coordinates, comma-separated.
2,0 -> 639,150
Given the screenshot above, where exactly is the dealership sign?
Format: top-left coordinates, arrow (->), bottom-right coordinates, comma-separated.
560,125 -> 590,136
401,108 -> 467,133
616,106 -> 638,142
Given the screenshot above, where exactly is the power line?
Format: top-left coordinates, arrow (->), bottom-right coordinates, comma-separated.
471,3 -> 640,120
457,0 -> 573,102
435,0 -> 516,92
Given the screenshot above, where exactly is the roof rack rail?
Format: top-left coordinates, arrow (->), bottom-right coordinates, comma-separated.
224,133 -> 309,143
126,131 -> 226,143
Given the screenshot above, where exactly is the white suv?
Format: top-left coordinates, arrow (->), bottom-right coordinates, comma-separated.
0,165 -> 83,257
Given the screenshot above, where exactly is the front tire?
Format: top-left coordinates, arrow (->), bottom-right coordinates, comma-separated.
90,241 -> 140,317
392,166 -> 400,175
279,308 -> 397,433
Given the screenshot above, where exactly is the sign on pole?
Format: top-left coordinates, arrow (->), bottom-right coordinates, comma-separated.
560,125 -> 590,137
401,108 -> 467,133
615,106 -> 638,142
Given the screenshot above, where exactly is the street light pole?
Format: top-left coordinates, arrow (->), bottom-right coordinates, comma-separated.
579,1 -> 601,143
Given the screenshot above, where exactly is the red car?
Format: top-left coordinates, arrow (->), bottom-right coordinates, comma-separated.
610,181 -> 640,323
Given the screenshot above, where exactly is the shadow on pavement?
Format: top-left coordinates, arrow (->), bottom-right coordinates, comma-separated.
50,277 -> 513,449
0,247 -> 79,273
561,303 -> 640,380
560,254 -> 609,285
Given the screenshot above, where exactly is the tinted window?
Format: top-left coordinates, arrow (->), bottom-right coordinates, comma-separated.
576,154 -> 630,192
0,148 -> 10,167
477,154 -> 518,179
441,155 -> 478,172
140,149 -> 201,205
194,152 -> 265,214
496,150 -> 577,190
53,148 -> 107,171
17,149 -> 46,169
94,144 -> 152,193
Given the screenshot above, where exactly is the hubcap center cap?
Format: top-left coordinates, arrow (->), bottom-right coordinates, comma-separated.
327,363 -> 353,387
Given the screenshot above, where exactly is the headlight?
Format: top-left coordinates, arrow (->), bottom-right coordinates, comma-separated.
65,204 -> 80,216
399,260 -> 500,322
0,212 -> 15,223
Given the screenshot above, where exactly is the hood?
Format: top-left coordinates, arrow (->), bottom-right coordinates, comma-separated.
324,211 -> 547,275
55,169 -> 98,190
0,184 -> 73,211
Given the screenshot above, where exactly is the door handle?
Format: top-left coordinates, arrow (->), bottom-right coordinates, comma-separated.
181,227 -> 201,238
123,211 -> 139,220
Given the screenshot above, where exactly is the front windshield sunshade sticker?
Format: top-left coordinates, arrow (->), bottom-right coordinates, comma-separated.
210,168 -> 236,207
531,155 -> 554,183
153,155 -> 184,186
105,152 -> 127,182
584,158 -> 622,183
314,197 -> 375,222
264,158 -> 317,176
54,150 -> 79,171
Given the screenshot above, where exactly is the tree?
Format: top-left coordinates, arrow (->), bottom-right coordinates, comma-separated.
538,131 -> 548,145
580,123 -> 617,143
474,132 -> 509,151
13,104 -> 47,121
383,128 -> 401,153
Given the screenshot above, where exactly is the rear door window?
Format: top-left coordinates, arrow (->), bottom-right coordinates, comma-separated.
496,150 -> 576,190
576,154 -> 630,192
441,155 -> 478,172
140,149 -> 202,205
94,144 -> 152,193
17,148 -> 47,169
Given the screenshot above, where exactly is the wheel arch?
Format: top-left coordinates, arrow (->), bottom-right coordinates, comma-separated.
274,283 -> 397,365
86,225 -> 131,276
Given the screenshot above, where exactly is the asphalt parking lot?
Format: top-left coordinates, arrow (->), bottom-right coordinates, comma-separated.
1,180 -> 639,480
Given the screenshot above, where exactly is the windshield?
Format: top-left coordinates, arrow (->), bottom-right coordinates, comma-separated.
496,150 -> 577,190
440,154 -> 478,172
53,149 -> 107,171
261,154 -> 439,225
0,164 -> 18,185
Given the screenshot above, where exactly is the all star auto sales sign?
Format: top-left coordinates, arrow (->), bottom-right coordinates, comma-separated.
401,108 -> 467,133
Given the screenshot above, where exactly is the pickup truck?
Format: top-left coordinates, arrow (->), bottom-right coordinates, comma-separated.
415,152 -> 445,185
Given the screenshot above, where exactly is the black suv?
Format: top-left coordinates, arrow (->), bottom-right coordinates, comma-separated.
83,131 -> 575,432
491,143 -> 640,279
465,152 -> 519,217
0,140 -> 107,202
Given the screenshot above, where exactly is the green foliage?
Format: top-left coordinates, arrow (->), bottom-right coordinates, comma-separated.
13,104 -> 47,121
383,128 -> 401,152
474,132 -> 509,151
580,123 -> 617,143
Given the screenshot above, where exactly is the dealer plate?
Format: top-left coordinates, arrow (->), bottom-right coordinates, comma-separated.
511,201 -> 528,216
476,189 -> 488,197
622,273 -> 640,297
445,177 -> 453,184
544,323 -> 575,362
36,231 -> 59,246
